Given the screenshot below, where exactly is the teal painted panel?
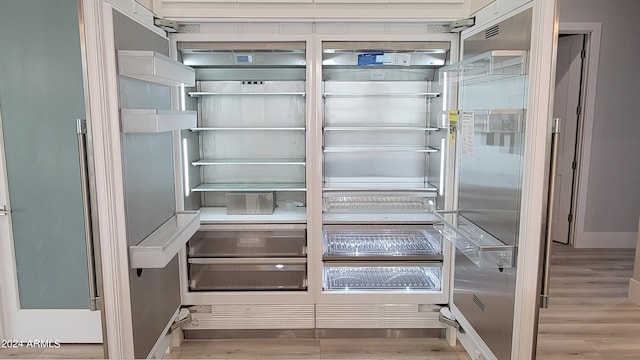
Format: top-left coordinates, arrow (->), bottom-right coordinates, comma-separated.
0,0 -> 90,309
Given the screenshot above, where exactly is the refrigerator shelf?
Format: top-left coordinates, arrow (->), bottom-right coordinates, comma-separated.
192,183 -> 307,192
128,211 -> 200,269
435,213 -> 515,268
118,50 -> 195,87
120,109 -> 196,133
189,91 -> 305,97
191,127 -> 305,131
323,182 -> 438,192
323,228 -> 442,258
323,92 -> 440,98
323,146 -> 438,153
323,265 -> 441,291
199,207 -> 307,224
440,50 -> 528,84
323,194 -> 435,214
324,126 -> 439,132
192,158 -> 306,166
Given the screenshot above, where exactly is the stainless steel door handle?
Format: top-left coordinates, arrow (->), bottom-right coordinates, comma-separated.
0,205 -> 11,215
540,117 -> 561,308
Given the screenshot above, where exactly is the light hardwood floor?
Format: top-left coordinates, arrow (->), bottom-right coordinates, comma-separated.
1,245 -> 637,359
535,244 -> 640,359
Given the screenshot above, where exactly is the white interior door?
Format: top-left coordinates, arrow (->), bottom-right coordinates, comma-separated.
0,0 -> 102,343
551,34 -> 584,244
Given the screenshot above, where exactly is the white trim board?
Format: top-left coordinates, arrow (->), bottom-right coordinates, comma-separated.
629,278 -> 640,305
558,22 -> 602,249
574,231 -> 638,249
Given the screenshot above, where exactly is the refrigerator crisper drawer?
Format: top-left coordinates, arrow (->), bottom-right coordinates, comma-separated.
323,227 -> 442,260
189,261 -> 307,291
188,230 -> 306,257
323,263 -> 441,292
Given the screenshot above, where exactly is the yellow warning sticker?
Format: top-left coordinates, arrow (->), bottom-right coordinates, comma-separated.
448,110 -> 458,145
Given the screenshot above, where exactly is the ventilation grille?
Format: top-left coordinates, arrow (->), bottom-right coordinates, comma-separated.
485,25 -> 500,39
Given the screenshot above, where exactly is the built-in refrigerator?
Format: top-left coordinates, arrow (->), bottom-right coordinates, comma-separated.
97,2 -> 556,359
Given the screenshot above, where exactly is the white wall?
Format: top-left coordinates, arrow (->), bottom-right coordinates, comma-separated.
559,0 -> 640,247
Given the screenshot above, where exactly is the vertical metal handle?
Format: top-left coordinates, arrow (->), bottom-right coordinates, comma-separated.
77,119 -> 99,311
540,117 -> 561,308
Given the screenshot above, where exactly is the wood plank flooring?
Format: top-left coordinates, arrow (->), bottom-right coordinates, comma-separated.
1,245 -> 637,359
535,244 -> 640,360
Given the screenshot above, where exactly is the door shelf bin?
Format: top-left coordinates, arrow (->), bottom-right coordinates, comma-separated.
189,260 -> 307,291
435,213 -> 515,268
188,229 -> 306,257
118,50 -> 195,87
323,263 -> 441,292
440,50 -> 528,83
129,211 -> 200,269
323,227 -> 442,260
120,109 -> 197,133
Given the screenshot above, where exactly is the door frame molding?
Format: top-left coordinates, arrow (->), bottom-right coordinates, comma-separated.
557,22 -> 601,248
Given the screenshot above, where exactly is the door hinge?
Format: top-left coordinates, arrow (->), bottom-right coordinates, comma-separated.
568,213 -> 573,223
576,106 -> 582,116
154,18 -> 179,33
581,49 -> 586,59
448,17 -> 475,33
571,161 -> 577,170
90,296 -> 100,311
76,118 -> 87,135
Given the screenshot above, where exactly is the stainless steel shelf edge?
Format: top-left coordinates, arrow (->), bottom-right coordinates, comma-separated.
192,183 -> 307,192
323,255 -> 444,261
189,92 -> 305,97
323,92 -> 440,98
129,211 -> 200,269
192,158 -> 306,166
323,146 -> 439,153
188,258 -> 307,265
324,127 -> 439,132
118,50 -> 195,87
191,127 -> 305,131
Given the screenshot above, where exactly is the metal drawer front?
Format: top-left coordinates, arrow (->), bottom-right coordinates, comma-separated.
323,227 -> 443,261
189,262 -> 307,291
188,230 -> 306,257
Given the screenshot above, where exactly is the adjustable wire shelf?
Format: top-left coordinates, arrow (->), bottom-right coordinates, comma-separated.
323,266 -> 441,291
324,228 -> 442,256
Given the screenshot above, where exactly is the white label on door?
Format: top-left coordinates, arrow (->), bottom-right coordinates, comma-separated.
460,111 -> 475,155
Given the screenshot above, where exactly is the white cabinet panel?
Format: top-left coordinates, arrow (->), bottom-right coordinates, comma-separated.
470,0 -> 493,13
390,0 -> 463,3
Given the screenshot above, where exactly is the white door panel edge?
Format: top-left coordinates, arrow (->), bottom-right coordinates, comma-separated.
80,0 -> 138,357
451,305 -> 497,360
512,0 -> 558,359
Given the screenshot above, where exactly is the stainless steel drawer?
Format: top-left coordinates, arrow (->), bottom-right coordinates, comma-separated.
188,229 -> 306,258
189,259 -> 307,291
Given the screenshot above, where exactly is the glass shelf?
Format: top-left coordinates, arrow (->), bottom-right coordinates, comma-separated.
191,127 -> 305,131
323,182 -> 438,192
189,92 -> 305,97
192,158 -> 306,166
199,207 -> 307,224
323,227 -> 443,260
323,92 -> 440,98
324,127 -> 439,132
193,183 -> 307,192
435,212 -> 515,268
323,146 -> 438,153
118,50 -> 195,87
323,264 -> 442,292
323,193 -> 436,214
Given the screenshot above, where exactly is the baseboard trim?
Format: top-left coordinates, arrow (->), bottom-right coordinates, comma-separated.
629,278 -> 640,305
574,231 -> 638,248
